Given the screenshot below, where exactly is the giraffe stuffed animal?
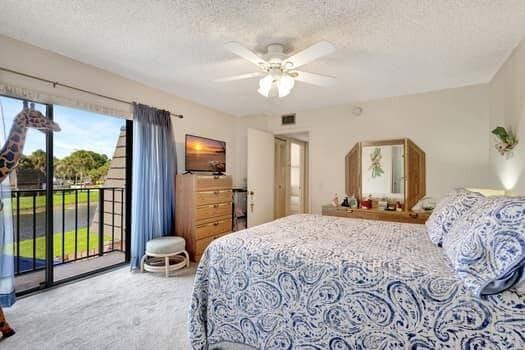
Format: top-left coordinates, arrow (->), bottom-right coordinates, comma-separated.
0,106 -> 60,339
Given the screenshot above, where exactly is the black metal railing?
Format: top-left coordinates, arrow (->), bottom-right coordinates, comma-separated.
11,187 -> 125,276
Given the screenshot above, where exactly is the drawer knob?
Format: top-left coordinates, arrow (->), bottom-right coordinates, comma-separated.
213,222 -> 219,226
214,175 -> 220,180
213,204 -> 219,208
213,191 -> 219,195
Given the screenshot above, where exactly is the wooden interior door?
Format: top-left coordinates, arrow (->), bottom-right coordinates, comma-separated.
247,128 -> 275,227
405,138 -> 426,210
345,142 -> 362,200
274,138 -> 287,219
287,140 -> 306,215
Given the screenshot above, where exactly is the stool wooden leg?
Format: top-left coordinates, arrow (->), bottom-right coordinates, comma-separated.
183,251 -> 190,268
0,306 -> 15,338
165,256 -> 170,278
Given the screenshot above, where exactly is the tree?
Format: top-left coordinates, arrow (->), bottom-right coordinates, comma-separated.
16,150 -> 46,172
59,150 -> 110,184
54,157 -> 67,181
30,149 -> 46,173
17,154 -> 34,170
16,149 -> 111,185
88,151 -> 109,168
88,161 -> 110,183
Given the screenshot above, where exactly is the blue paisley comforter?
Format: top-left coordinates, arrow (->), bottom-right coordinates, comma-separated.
189,214 -> 525,349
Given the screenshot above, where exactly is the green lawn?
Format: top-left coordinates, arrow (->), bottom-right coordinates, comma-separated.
12,190 -> 100,211
11,228 -> 115,260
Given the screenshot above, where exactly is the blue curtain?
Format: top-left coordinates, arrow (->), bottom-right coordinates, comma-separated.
130,103 -> 176,269
0,178 -> 15,307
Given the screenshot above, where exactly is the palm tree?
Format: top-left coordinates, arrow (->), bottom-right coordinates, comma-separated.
30,149 -> 46,174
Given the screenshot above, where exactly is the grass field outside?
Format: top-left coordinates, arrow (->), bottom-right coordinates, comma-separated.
10,227 -> 115,261
12,190 -> 100,212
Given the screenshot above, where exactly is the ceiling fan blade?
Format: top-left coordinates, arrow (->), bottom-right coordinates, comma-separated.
225,42 -> 268,69
284,41 -> 335,69
293,71 -> 336,87
214,72 -> 264,82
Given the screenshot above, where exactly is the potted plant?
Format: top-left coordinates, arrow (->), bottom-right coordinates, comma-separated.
492,126 -> 518,158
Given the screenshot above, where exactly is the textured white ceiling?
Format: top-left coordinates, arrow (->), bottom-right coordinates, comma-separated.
1,1 -> 525,117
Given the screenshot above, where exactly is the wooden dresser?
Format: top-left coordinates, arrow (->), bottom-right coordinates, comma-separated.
175,174 -> 232,262
322,206 -> 430,224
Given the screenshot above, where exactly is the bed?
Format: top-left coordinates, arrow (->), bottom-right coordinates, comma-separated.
189,214 -> 525,349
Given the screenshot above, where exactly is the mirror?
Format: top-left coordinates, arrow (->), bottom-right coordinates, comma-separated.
345,138 -> 426,211
361,144 -> 404,199
391,145 -> 404,194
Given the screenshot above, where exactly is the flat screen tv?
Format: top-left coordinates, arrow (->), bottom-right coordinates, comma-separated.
185,134 -> 226,174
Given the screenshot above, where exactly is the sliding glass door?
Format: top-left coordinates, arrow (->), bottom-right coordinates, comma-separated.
0,96 -> 49,292
0,95 -> 131,294
52,105 -> 128,283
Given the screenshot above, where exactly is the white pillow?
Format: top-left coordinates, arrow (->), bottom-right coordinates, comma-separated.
425,189 -> 484,246
443,196 -> 525,296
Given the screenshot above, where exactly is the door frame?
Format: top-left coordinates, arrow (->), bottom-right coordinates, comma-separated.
273,132 -> 310,215
274,137 -> 287,219
288,138 -> 308,215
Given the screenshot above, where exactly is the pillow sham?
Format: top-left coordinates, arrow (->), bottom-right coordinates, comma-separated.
443,196 -> 525,296
425,188 -> 484,246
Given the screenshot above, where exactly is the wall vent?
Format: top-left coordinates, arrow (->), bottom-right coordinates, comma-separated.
281,114 -> 296,125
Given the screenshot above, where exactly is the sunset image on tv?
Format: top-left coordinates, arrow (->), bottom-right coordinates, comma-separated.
186,135 -> 226,172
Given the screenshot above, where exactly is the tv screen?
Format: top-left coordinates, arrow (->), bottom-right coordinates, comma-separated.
185,134 -> 226,173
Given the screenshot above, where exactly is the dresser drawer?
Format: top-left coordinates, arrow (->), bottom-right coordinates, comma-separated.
196,189 -> 232,205
195,232 -> 229,256
196,175 -> 232,190
195,217 -> 232,240
403,212 -> 430,224
196,202 -> 231,221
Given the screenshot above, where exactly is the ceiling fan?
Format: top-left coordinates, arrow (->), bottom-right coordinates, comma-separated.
215,41 -> 336,98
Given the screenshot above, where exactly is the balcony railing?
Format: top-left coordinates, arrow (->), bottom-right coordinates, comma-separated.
11,187 -> 125,276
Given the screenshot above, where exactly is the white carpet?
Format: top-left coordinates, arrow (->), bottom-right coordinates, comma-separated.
3,265 -> 197,350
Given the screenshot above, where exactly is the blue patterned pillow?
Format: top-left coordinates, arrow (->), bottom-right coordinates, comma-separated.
443,196 -> 525,296
425,189 -> 484,246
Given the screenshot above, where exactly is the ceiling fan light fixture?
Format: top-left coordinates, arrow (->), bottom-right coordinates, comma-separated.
258,74 -> 295,98
258,75 -> 273,97
278,75 -> 295,97
278,88 -> 291,98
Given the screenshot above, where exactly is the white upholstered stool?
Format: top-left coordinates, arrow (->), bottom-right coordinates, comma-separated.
140,236 -> 190,277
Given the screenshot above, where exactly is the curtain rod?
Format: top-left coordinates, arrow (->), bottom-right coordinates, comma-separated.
0,66 -> 183,119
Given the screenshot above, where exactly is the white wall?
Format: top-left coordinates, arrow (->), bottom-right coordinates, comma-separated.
0,35 -> 244,186
488,37 -> 525,195
240,84 -> 492,214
